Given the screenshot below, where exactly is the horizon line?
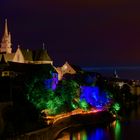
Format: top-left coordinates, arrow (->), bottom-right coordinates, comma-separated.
82,66 -> 140,70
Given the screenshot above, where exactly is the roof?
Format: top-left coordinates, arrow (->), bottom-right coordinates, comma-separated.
19,48 -> 52,62
33,49 -> 52,61
20,48 -> 33,61
4,53 -> 15,62
63,61 -> 82,72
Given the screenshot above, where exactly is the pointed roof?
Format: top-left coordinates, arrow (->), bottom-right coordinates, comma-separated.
0,19 -> 12,53
4,19 -> 8,37
63,61 -> 82,72
8,32 -> 11,42
19,48 -> 33,61
33,49 -> 52,61
61,61 -> 76,74
16,47 -> 52,62
4,53 -> 15,62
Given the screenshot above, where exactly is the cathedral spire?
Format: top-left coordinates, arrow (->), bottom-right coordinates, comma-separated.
0,19 -> 12,53
113,69 -> 119,78
4,19 -> 8,36
43,42 -> 45,50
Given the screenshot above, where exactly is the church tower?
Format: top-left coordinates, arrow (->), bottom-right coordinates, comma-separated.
113,69 -> 119,78
0,19 -> 12,53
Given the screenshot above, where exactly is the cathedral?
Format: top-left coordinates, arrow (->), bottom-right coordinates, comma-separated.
0,19 -> 53,64
0,19 -> 81,80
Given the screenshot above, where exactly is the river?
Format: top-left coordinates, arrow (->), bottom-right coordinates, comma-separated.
56,103 -> 140,140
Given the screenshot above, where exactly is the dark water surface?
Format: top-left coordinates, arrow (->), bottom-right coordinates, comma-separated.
56,103 -> 140,140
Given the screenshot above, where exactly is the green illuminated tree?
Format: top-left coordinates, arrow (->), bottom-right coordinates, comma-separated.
26,76 -> 55,111
54,79 -> 80,112
38,79 -> 80,115
47,96 -> 65,115
79,99 -> 89,110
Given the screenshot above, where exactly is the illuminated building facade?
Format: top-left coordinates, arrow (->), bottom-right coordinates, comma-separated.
0,20 -> 83,81
56,61 -> 82,80
0,20 -> 58,91
0,19 -> 53,65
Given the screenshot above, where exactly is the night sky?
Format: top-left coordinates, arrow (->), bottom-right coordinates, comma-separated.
0,1 -> 140,67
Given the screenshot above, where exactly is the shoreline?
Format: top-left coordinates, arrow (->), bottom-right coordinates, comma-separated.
50,110 -> 115,140
5,110 -> 115,140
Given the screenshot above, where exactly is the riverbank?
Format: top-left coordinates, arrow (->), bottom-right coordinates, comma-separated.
55,102 -> 140,140
53,110 -> 115,140
44,110 -> 116,140
6,110 -> 115,140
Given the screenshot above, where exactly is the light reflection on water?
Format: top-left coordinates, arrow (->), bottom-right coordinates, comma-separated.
57,120 -> 121,140
111,120 -> 121,140
56,103 -> 140,140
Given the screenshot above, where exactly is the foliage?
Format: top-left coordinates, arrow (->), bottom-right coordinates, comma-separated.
48,79 -> 80,114
26,76 -> 80,115
110,102 -> 120,114
26,74 -> 115,116
26,76 -> 55,111
113,103 -> 120,111
79,99 -> 89,110
47,96 -> 64,115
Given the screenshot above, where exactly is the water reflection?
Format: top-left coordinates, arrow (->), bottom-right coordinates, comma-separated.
89,128 -> 109,140
70,130 -> 87,140
57,120 -> 122,140
110,120 -> 121,140
57,103 -> 140,140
